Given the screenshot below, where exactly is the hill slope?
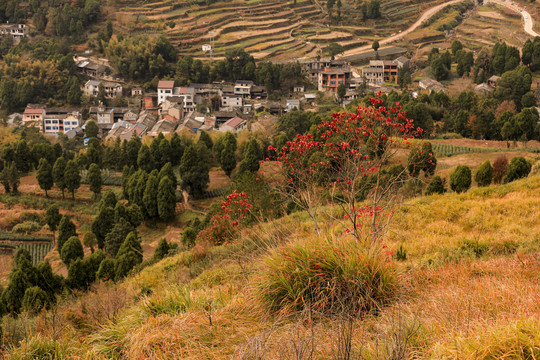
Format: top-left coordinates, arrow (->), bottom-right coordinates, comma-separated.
107,0 -> 449,61
9,173 -> 540,359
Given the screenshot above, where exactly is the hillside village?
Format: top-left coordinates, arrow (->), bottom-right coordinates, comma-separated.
0,0 -> 539,358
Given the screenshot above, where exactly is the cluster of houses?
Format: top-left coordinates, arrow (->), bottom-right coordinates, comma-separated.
21,75 -> 303,140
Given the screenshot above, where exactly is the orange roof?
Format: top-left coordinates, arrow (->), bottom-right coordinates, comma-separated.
24,108 -> 44,114
158,80 -> 175,89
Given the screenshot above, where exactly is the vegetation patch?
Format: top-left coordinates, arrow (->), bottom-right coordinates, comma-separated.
258,237 -> 397,316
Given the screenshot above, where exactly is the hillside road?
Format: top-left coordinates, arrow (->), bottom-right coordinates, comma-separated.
339,0 -> 465,58
339,0 -> 539,59
486,0 -> 539,37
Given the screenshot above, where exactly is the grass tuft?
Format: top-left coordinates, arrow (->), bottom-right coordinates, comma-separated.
258,237 -> 397,316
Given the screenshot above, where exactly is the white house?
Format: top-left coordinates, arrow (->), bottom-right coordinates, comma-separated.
158,80 -> 175,104
83,80 -> 123,98
234,80 -> 253,98
43,109 -> 82,135
222,94 -> 243,108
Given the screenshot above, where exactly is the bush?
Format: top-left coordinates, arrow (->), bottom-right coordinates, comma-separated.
474,160 -> 493,187
96,258 -> 116,281
258,237 -> 396,316
21,286 -> 50,314
493,156 -> 508,184
12,221 -> 41,235
504,157 -> 532,183
425,175 -> 445,195
18,212 -> 44,225
181,227 -> 197,248
450,165 -> 471,193
60,236 -> 84,266
153,238 -> 170,261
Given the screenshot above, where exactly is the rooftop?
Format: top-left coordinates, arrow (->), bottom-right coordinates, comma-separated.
158,80 -> 175,89
223,116 -> 246,128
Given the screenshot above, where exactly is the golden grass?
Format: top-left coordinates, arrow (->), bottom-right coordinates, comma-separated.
8,174 -> 540,359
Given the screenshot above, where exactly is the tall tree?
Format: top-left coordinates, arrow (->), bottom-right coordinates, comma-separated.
57,216 -> 77,253
137,144 -> 155,172
104,217 -> 134,257
53,157 -> 67,199
157,176 -> 176,222
87,163 -> 102,199
85,120 -> 99,138
143,172 -> 159,219
45,204 -> 62,242
60,236 -> 84,266
37,159 -> 53,198
92,207 -> 115,250
15,140 -> 31,173
64,160 -> 81,200
198,130 -> 213,151
237,138 -> 262,174
114,232 -> 143,280
221,141 -> 237,177
179,145 -> 209,198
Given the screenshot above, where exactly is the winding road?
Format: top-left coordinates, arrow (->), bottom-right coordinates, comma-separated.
338,0 -> 539,60
487,0 -> 539,37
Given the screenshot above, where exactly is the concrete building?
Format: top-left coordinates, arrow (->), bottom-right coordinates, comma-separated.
83,80 -> 123,98
43,108 -> 82,135
361,57 -> 410,85
318,67 -> 352,92
22,105 -> 45,130
222,94 -> 243,108
234,80 -> 254,98
157,80 -> 175,104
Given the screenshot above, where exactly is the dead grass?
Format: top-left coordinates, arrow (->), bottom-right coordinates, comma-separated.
6,169 -> 540,358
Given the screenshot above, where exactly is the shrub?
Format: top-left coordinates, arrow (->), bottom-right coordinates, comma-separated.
258,237 -> 396,316
475,160 -> 493,187
60,236 -> 84,266
450,165 -> 471,193
504,157 -> 532,183
97,258 -> 116,281
181,227 -> 197,248
21,286 -> 50,314
492,156 -> 508,184
12,221 -> 41,235
18,212 -> 44,225
153,238 -> 170,261
425,175 -> 445,195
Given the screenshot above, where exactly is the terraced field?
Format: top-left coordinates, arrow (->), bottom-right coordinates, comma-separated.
111,0 -> 448,61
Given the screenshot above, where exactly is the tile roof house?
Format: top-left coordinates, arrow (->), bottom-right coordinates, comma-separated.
219,116 -> 247,133
148,119 -> 177,137
22,105 -> 46,130
157,80 -> 175,104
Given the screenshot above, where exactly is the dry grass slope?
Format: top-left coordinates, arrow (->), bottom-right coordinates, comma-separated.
8,174 -> 540,359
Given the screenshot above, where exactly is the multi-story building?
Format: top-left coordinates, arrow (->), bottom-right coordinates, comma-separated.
43,108 -> 82,135
0,24 -> 28,41
234,80 -> 253,98
317,67 -> 352,92
362,57 -> 410,85
22,105 -> 45,130
222,94 -> 243,108
83,80 -> 123,98
157,80 -> 175,104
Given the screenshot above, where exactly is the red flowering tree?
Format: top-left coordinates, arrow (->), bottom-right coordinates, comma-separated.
262,93 -> 425,244
197,190 -> 258,245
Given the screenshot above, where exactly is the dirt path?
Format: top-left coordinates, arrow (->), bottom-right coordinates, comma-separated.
339,0 -> 464,58
339,0 -> 539,59
487,0 -> 539,37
